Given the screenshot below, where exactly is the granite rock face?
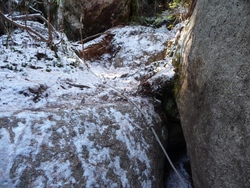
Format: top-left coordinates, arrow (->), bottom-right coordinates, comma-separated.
176,0 -> 250,187
62,0 -> 132,40
0,104 -> 164,188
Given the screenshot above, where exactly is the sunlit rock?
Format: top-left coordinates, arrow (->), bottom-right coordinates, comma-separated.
176,0 -> 250,187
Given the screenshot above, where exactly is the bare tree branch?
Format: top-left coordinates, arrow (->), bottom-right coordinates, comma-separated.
29,5 -> 43,16
0,11 -> 48,42
77,32 -> 106,44
11,13 -> 59,38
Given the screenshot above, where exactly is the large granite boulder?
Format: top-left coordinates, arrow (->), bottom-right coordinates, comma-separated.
0,104 -> 164,187
62,0 -> 134,40
176,0 -> 250,187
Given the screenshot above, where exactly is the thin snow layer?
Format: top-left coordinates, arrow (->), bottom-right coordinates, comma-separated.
0,105 -> 157,187
0,20 -> 178,187
0,22 -> 100,114
109,25 -> 171,67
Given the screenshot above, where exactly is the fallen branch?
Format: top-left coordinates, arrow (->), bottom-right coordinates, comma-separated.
77,32 -> 107,44
11,13 -> 59,38
0,11 -> 48,42
65,82 -> 91,89
29,5 -> 43,16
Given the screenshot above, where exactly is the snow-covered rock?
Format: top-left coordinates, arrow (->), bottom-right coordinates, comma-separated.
0,20 -> 177,187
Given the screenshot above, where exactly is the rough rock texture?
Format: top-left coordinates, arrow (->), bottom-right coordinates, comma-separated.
176,0 -> 250,187
0,21 -> 179,187
0,104 -> 164,188
62,0 -> 132,40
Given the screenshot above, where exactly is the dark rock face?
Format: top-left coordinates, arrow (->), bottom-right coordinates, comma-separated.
176,0 -> 250,187
62,0 -> 132,40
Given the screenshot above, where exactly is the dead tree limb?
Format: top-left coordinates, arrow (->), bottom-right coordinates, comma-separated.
77,32 -> 106,44
46,0 -> 53,48
0,11 -> 48,42
65,82 -> 91,89
11,13 -> 59,38
29,5 -> 43,16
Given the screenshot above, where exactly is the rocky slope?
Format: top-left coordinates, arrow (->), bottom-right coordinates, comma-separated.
0,18 -> 183,187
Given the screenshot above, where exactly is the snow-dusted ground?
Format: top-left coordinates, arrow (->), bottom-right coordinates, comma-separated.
0,22 -> 177,113
0,18 -> 190,187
